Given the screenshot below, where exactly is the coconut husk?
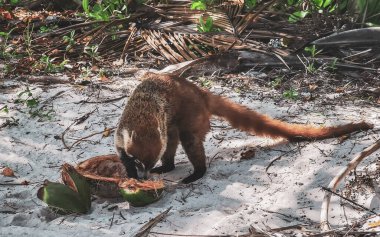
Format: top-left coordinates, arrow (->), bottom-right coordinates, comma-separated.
75,154 -> 126,198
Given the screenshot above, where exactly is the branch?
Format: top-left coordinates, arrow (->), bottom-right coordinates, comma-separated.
320,139 -> 380,231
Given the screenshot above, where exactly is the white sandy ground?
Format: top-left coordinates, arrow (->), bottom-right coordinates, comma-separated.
0,74 -> 379,236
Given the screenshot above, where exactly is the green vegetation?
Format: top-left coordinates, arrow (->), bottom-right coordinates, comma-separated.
15,87 -> 55,120
304,45 -> 322,73
269,76 -> 283,88
0,28 -> 15,58
0,0 -> 19,6
283,88 -> 299,100
191,0 -> 207,10
84,44 -> 100,61
0,105 -> 9,113
287,0 -> 336,23
34,55 -> 68,73
24,22 -> 34,57
197,16 -> 220,33
82,0 -> 129,21
190,0 -> 216,10
286,0 -> 380,24
245,0 -> 257,9
62,30 -> 76,52
39,25 -> 58,33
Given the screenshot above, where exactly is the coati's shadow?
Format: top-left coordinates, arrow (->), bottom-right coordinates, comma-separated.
147,139 -> 296,209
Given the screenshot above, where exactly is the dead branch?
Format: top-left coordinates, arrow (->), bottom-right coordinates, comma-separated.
265,143 -> 308,181
321,187 -> 378,215
320,139 -> 380,231
61,108 -> 98,149
109,212 -> 115,229
134,207 -> 172,237
75,95 -> 128,104
67,127 -> 116,151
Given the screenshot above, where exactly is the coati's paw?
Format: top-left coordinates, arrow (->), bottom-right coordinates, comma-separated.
151,165 -> 175,174
181,170 -> 206,184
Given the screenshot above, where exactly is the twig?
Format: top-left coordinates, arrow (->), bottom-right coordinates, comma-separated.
0,181 -> 36,186
61,108 -> 98,149
33,20 -> 106,41
321,187 -> 378,215
121,26 -> 137,61
119,211 -> 126,220
109,212 -> 115,229
265,143 -> 307,181
238,0 -> 278,35
67,127 -> 116,150
262,209 -> 298,222
75,95 -> 128,104
134,207 -> 172,237
320,139 -> 380,231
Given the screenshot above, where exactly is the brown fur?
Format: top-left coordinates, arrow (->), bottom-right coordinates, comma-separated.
114,73 -> 373,183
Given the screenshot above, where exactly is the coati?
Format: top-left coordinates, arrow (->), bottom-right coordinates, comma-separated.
114,73 -> 373,184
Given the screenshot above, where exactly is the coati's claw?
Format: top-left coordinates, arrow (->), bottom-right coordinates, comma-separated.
181,169 -> 206,184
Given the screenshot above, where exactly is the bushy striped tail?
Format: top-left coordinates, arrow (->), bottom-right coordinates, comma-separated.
207,93 -> 373,141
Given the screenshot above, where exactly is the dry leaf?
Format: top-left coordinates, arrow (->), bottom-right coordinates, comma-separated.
103,128 -> 111,137
309,84 -> 318,91
338,134 -> 350,144
99,75 -> 108,81
240,149 -> 256,160
2,167 -> 15,177
336,87 -> 345,93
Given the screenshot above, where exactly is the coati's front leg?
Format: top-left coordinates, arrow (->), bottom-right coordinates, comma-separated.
151,126 -> 179,174
179,131 -> 207,184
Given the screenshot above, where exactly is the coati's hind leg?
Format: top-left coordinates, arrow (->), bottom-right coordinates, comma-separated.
179,131 -> 207,184
151,126 -> 179,174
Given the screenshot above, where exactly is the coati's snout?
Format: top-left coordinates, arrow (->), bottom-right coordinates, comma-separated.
115,150 -> 154,180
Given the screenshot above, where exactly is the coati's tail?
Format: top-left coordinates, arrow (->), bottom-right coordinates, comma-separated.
207,93 -> 373,141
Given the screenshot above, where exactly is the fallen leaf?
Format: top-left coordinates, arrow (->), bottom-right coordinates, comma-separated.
50,49 -> 60,56
103,128 -> 111,137
2,167 -> 15,177
0,9 -> 13,20
99,75 -> 108,81
336,87 -> 345,93
309,84 -> 318,91
338,134 -> 350,144
240,149 -> 256,160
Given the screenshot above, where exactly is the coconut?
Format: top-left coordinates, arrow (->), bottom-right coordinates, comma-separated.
119,178 -> 165,207
75,154 -> 165,206
75,154 -> 126,198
